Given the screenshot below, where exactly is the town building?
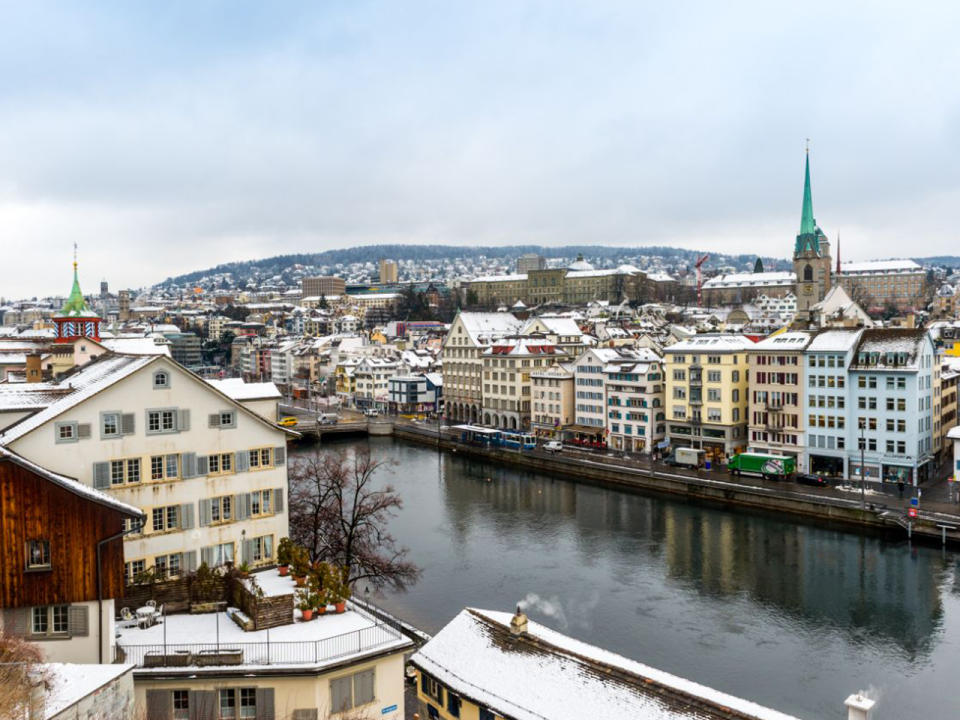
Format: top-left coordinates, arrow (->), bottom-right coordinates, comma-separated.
835,259 -> 928,314
0,353 -> 294,584
301,275 -> 346,298
442,312 -> 523,424
570,348 -> 623,445
379,259 -> 399,283
481,338 -> 567,430
0,445 -> 142,664
603,348 -> 666,454
388,373 -> 442,414
664,335 -> 753,461
746,332 -> 812,466
515,253 -> 547,273
410,607 -> 808,720
847,329 -> 935,485
530,363 -> 575,438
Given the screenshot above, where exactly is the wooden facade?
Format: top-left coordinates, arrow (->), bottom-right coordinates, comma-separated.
0,456 -> 135,608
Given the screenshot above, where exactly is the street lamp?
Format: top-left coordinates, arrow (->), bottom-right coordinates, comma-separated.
858,419 -> 866,512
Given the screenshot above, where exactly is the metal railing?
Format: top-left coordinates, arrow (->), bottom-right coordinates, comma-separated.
118,622 -> 402,668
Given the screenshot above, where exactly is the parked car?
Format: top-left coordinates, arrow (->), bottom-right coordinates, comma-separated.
278,416 -> 299,427
796,472 -> 830,487
364,408 -> 380,417
544,440 -> 563,452
318,413 -> 339,425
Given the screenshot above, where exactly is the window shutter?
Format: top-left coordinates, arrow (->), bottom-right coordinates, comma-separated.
93,462 -> 110,489
197,455 -> 209,476
199,499 -> 212,526
273,488 -> 284,513
3,608 -> 27,637
189,690 -> 216,720
67,605 -> 89,636
121,413 -> 136,435
180,503 -> 195,530
255,688 -> 275,720
330,676 -> 353,714
145,689 -> 172,720
181,452 -> 197,479
243,539 -> 254,564
208,413 -> 221,428
274,446 -> 286,465
177,408 -> 191,431
183,550 -> 198,573
77,423 -> 91,439
236,451 -> 250,472
235,493 -> 250,521
200,546 -> 214,568
354,668 -> 375,705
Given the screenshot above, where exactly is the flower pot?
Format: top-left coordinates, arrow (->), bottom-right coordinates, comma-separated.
316,606 -> 327,615
295,576 -> 306,587
278,565 -> 289,576
335,601 -> 346,614
301,608 -> 314,621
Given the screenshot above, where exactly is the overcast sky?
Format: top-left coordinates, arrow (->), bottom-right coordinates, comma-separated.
2,1 -> 960,298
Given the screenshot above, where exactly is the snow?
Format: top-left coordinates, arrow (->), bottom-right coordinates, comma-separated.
751,332 -> 812,350
702,272 -> 795,289
806,329 -> 863,353
100,337 -> 172,356
412,609 -> 803,720
245,567 -> 299,598
665,334 -> 755,352
43,663 -> 134,718
208,378 -> 282,400
456,312 -> 524,345
840,259 -> 921,274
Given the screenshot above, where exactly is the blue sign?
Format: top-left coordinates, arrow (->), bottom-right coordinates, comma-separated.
910,497 -> 919,507
381,705 -> 398,715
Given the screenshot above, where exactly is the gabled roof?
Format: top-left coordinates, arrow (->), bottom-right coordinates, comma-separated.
411,608 -> 802,720
207,378 -> 282,401
0,445 -> 142,517
453,312 -> 524,345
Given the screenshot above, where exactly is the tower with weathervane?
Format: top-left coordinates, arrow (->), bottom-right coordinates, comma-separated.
793,146 -> 832,322
53,250 -> 102,343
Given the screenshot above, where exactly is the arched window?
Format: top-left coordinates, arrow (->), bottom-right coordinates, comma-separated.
803,264 -> 813,282
153,370 -> 170,389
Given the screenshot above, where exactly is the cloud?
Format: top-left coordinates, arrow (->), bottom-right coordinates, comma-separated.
2,0 -> 960,296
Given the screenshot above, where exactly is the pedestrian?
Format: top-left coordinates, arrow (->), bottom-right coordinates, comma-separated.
898,480 -> 904,499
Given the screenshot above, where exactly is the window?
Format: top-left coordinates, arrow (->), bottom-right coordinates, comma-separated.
147,409 -> 177,434
251,535 -> 274,563
211,496 -> 232,523
153,371 -> 170,389
220,411 -> 236,428
868,438 -> 877,451
151,455 -> 164,480
209,453 -> 234,475
31,605 -> 68,636
173,690 -> 189,720
127,458 -> 141,483
111,458 -> 141,485
421,673 -> 443,704
150,454 -> 180,481
219,688 -> 237,719
155,553 -> 181,579
331,668 -> 376,712
102,412 -> 120,437
250,490 -> 273,516
152,505 -> 179,533
26,539 -> 50,570
166,454 -> 179,479
55,422 -> 77,443
447,691 -> 462,718
239,688 -> 257,718
479,709 -> 496,720
125,559 -> 145,584
707,371 -> 721,383
249,448 -> 273,469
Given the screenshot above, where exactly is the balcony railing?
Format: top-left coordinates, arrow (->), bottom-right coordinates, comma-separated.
117,623 -> 403,668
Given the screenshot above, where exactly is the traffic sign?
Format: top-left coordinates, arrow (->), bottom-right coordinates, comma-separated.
908,507 -> 918,519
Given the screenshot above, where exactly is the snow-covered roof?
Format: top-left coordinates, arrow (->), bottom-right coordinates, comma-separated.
523,316 -> 584,338
43,663 -> 135,719
100,337 -> 172,356
0,445 -> 143,517
664,335 -> 755,352
839,259 -> 923,275
749,332 -> 812,351
470,272 -> 528,283
484,340 -> 565,357
806,328 -> 864,353
411,609 -> 803,720
647,271 -> 677,283
455,312 -> 524,345
702,272 -> 795,289
851,328 -> 930,370
207,378 -> 282,401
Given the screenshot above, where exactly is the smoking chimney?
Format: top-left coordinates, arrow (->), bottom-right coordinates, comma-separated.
844,693 -> 875,720
509,605 -> 528,636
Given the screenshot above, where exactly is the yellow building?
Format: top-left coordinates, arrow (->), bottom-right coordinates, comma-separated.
664,335 -> 753,461
530,362 -> 575,437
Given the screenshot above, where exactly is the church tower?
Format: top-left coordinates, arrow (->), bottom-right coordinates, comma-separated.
53,249 -> 102,343
793,146 -> 832,321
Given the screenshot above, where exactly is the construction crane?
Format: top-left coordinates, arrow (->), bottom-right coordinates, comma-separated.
695,254 -> 709,307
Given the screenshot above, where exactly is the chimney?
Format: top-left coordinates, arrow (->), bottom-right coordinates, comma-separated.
509,605 -> 528,636
844,693 -> 875,720
25,353 -> 42,383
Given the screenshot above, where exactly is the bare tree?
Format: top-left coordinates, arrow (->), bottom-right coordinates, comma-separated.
0,631 -> 47,719
289,448 -> 420,592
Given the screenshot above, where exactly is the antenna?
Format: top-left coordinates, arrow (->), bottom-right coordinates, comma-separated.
73,241 -> 78,269
805,138 -> 810,154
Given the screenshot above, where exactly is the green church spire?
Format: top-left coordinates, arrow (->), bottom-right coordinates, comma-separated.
58,244 -> 97,318
799,147 -> 815,236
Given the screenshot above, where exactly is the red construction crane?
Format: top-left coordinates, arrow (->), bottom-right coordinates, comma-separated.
695,254 -> 709,307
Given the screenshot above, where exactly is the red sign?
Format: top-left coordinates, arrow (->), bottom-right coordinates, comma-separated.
908,507 -> 918,519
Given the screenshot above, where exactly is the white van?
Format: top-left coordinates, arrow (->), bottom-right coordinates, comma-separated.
318,413 -> 339,425
544,440 -> 563,452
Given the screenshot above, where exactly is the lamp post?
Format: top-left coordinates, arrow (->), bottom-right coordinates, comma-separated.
859,419 -> 866,512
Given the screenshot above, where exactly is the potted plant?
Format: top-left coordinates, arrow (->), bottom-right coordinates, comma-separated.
297,589 -> 314,621
235,561 -> 251,579
277,537 -> 294,576
307,569 -> 327,616
329,566 -> 350,614
291,546 -> 310,587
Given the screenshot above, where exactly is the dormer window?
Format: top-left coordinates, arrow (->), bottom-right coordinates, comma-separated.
153,371 -> 170,389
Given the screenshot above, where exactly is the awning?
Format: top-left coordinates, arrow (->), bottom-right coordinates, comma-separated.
656,439 -> 671,449
563,424 -> 606,435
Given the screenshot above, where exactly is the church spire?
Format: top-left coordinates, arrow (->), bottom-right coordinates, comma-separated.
799,142 -> 815,236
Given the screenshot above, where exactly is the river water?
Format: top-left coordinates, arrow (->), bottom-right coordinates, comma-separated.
298,437 -> 959,719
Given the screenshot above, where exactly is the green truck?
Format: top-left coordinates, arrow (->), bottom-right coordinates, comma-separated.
727,452 -> 796,480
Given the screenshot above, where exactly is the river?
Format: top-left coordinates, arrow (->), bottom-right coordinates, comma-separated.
295,437 -> 960,719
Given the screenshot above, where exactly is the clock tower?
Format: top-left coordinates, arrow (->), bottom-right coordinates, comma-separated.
793,146 -> 832,322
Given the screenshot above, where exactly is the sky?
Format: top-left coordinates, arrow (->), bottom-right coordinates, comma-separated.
2,1 -> 960,298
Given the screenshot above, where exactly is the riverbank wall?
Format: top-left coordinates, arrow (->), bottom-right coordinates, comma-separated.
390,425 -> 960,549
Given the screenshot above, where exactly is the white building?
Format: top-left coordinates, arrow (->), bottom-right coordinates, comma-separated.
603,348 -> 666,454
0,353 -> 294,582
